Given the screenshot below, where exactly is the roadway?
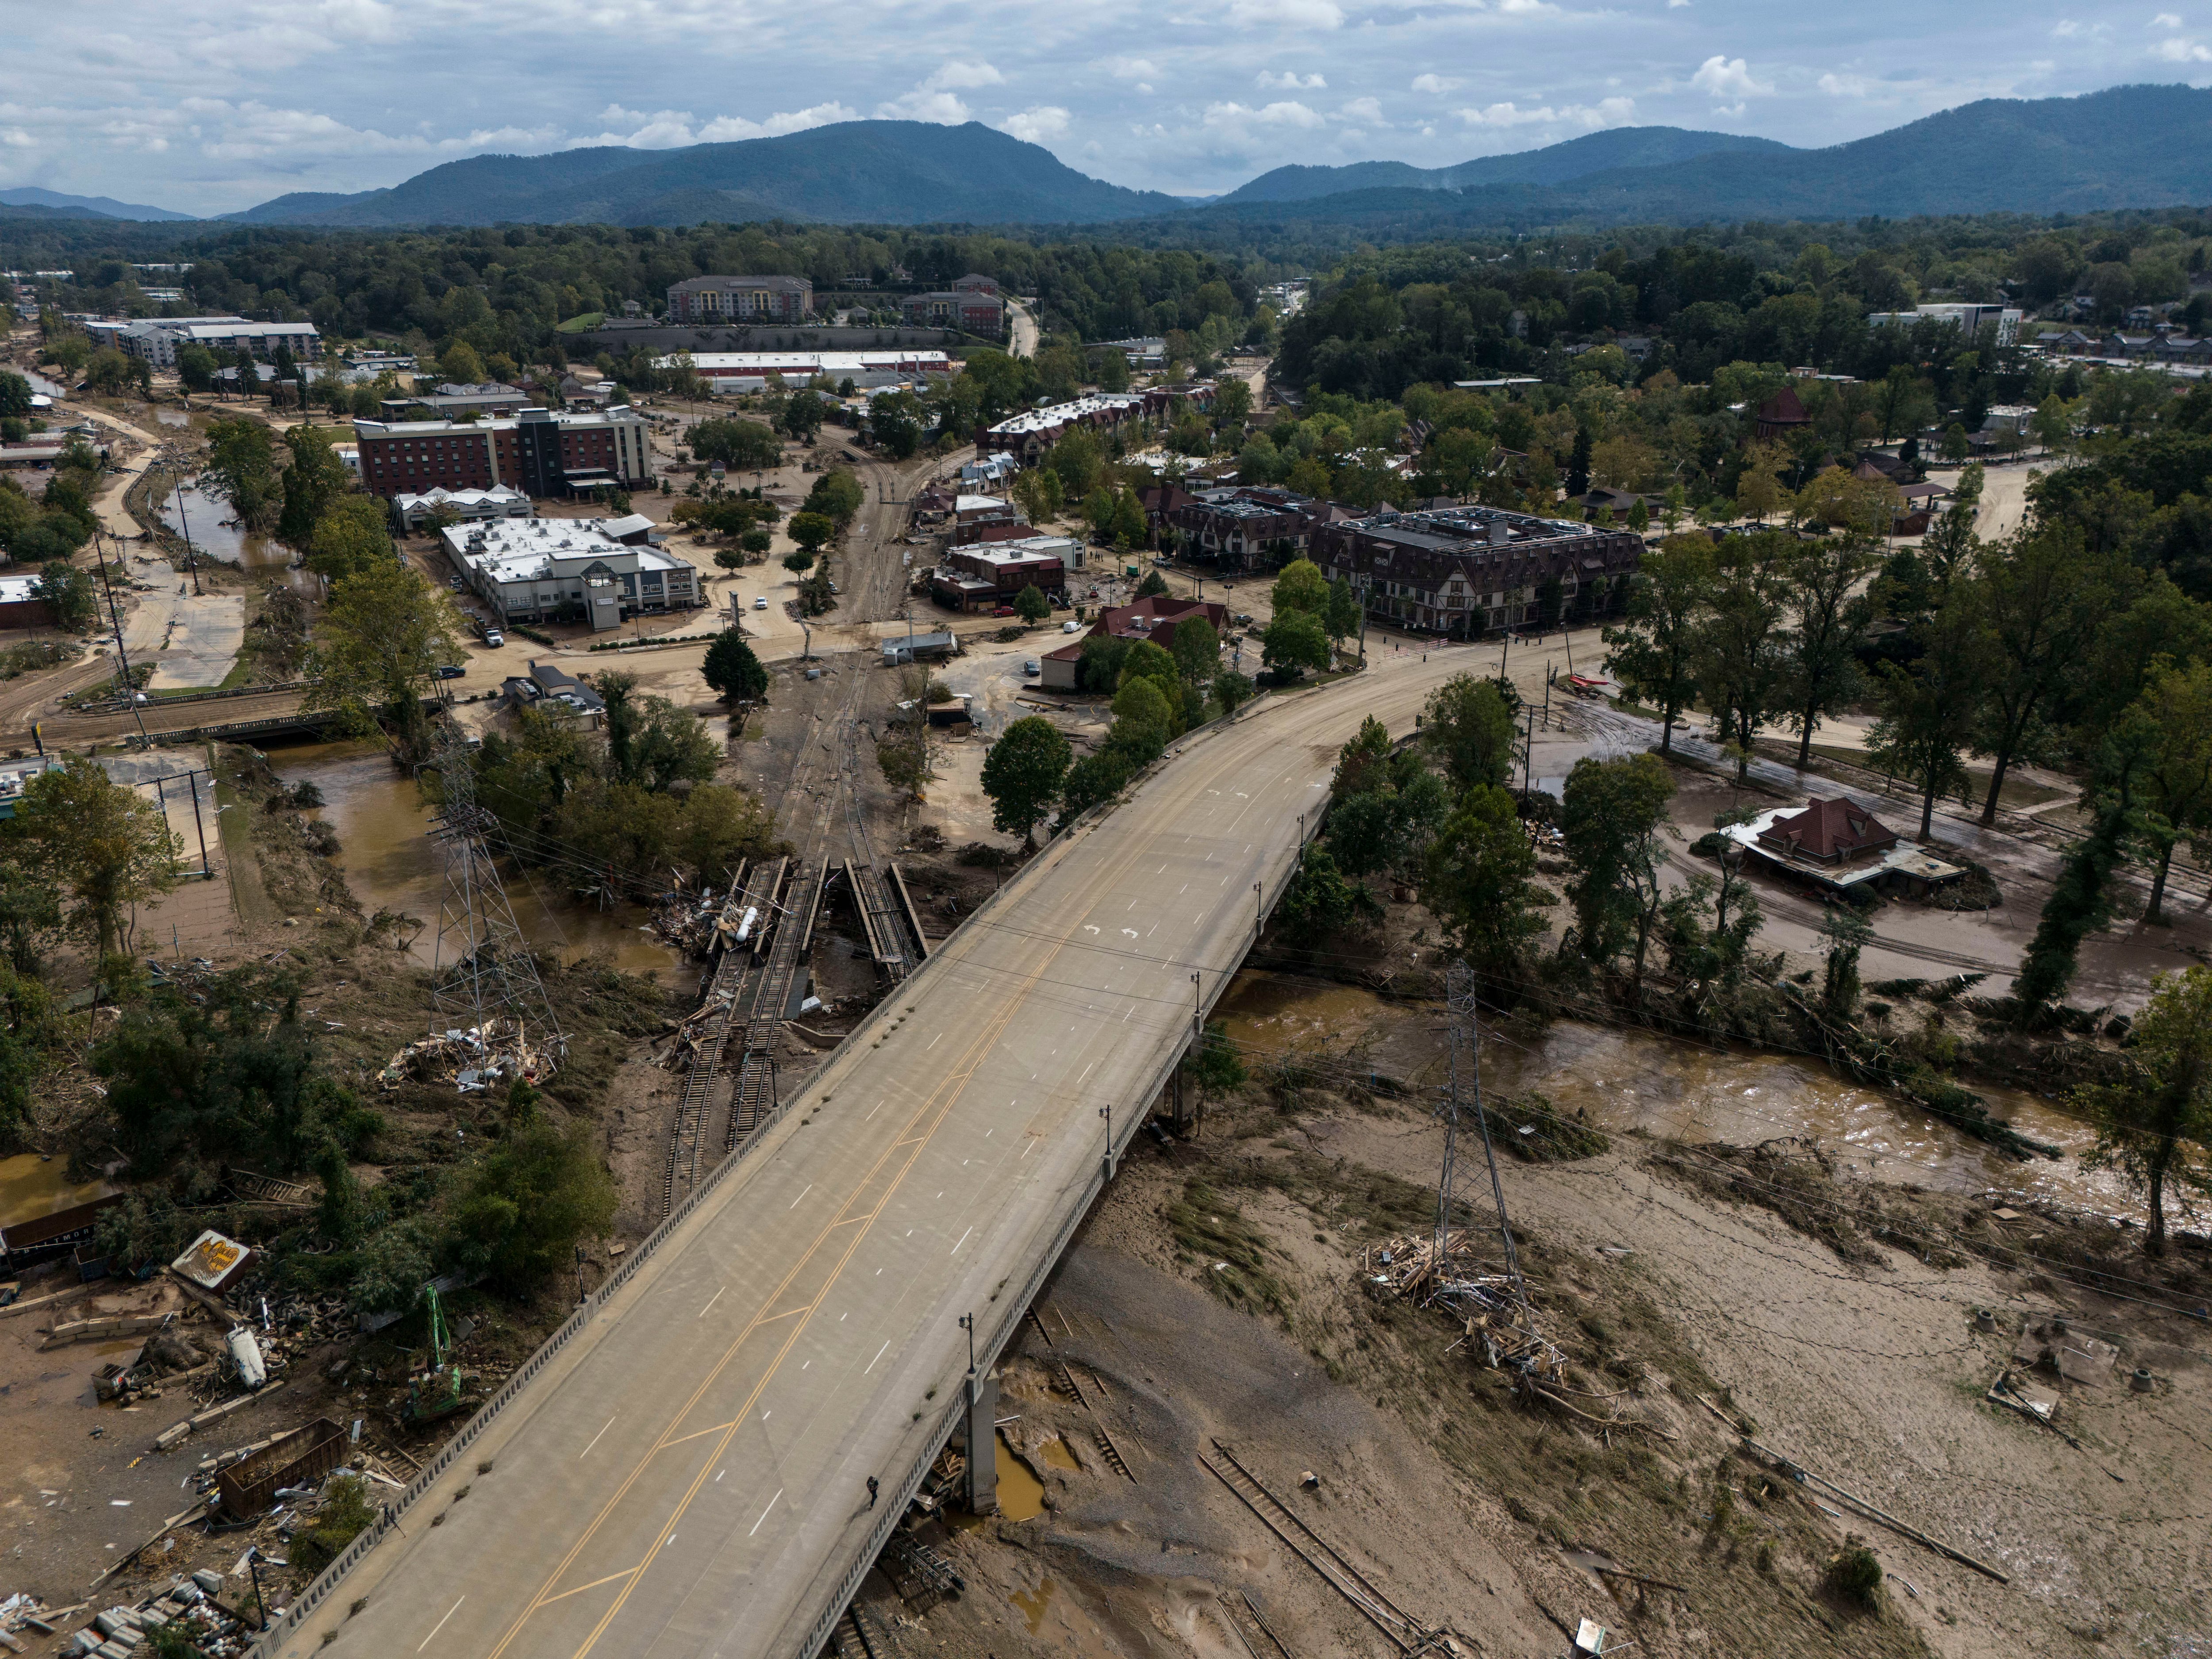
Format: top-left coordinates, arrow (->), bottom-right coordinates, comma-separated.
259,643 -> 1481,1659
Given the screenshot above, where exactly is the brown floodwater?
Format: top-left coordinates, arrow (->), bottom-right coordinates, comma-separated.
154,477 -> 310,586
1214,970 -> 2144,1221
993,1432 -> 1045,1521
268,738 -> 686,980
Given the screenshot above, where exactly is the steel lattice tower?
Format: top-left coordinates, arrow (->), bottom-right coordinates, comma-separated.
1433,963 -> 1533,1336
426,728 -> 565,1082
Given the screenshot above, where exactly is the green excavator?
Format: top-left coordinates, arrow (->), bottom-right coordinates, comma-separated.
402,1281 -> 466,1428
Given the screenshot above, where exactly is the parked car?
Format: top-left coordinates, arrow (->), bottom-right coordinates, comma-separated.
991,605 -> 1016,617
1022,658 -> 1040,676
433,664 -> 465,680
753,595 -> 768,610
1060,620 -> 1081,633
483,630 -> 505,647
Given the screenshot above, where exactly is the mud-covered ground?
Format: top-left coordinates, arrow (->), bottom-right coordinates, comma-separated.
844,996 -> 2212,1659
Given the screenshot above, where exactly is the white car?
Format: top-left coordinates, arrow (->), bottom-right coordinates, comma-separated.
753,595 -> 768,610
483,629 -> 505,647
1061,620 -> 1081,633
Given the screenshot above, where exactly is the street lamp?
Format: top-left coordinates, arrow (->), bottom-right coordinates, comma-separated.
957,1311 -> 975,1376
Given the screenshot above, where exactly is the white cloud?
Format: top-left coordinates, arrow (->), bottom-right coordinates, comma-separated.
1690,54 -> 1772,100
999,106 -> 1071,143
695,104 -> 856,142
1341,96 -> 1386,125
1457,95 -> 1632,128
1818,72 -> 1872,97
1204,99 -> 1329,130
2051,18 -> 2108,35
1226,0 -> 1345,29
1668,0 -> 1690,7
2160,34 -> 2212,57
1105,57 -> 1161,79
1498,0 -> 1557,12
1258,70 -> 1327,89
922,60 -> 1004,91
1410,73 -> 1462,93
2152,12 -> 2184,28
1,128 -> 37,149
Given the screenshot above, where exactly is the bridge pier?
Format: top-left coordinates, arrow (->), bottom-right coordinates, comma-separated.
962,1367 -> 998,1515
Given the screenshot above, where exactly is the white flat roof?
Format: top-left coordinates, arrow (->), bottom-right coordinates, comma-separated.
987,392 -> 1148,437
670,351 -> 952,373
444,517 -> 690,584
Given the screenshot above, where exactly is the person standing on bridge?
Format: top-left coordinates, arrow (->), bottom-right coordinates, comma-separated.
867,1476 -> 879,1509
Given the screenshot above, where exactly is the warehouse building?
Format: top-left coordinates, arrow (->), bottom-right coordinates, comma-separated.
667,349 -> 952,393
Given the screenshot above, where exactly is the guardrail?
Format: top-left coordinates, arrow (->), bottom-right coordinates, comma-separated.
247,680 -> 1330,1659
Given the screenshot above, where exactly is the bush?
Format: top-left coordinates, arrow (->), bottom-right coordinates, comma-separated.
291,1475 -> 377,1574
1825,1538 -> 1883,1609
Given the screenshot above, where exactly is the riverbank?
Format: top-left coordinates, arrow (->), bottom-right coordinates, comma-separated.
867,1032 -> 2211,1659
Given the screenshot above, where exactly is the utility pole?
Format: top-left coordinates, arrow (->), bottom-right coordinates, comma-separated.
163,442 -> 202,595
92,528 -> 152,749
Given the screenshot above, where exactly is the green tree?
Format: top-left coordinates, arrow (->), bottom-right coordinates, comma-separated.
1422,783 -> 1548,972
1169,615 -> 1219,685
1780,539 -> 1878,768
0,371 -> 30,417
1866,595 -> 1985,838
1693,532 -> 1790,783
438,339 -> 487,385
782,549 -> 816,573
2013,741 -> 2143,1016
1560,753 -> 1675,987
787,511 -> 835,556
31,561 -> 96,632
1013,584 -> 1051,624
2075,965 -> 2212,1257
1972,527 -> 2125,826
1324,576 -> 1361,647
803,468 -> 865,526
1421,673 -> 1517,792
444,1119 -> 617,1291
204,417 -> 280,532
783,390 -> 825,442
689,417 -> 783,470
1212,668 -> 1255,715
1262,610 -> 1330,677
1275,843 -> 1363,943
2131,662 -> 2212,922
1271,557 -> 1329,618
1186,1021 -> 1247,1107
1818,907 -> 1871,1024
305,495 -> 395,579
1134,568 -> 1170,599
1110,674 -> 1174,737
302,561 -> 466,758
10,759 -> 180,965
703,630 -> 769,703
1047,426 -> 1104,501
1603,534 -> 1714,755
277,424 -> 350,548
980,715 -> 1072,848
601,674 -> 719,792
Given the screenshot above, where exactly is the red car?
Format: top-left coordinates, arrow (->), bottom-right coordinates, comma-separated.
991,605 -> 1017,617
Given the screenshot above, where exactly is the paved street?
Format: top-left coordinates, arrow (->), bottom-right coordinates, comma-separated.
265,644 -> 1480,1659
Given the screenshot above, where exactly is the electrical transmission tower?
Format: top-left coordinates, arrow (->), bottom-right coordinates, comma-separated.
426,727 -> 564,1085
1433,963 -> 1533,1340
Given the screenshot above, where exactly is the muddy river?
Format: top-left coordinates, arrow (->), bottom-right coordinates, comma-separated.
269,738 -> 686,980
1214,969 -> 2144,1221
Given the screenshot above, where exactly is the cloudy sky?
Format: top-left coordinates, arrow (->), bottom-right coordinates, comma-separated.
5,2 -> 2208,216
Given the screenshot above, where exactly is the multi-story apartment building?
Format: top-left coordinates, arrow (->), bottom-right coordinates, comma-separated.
159,320 -> 323,366
1308,505 -> 1643,637
665,275 -> 814,323
352,406 -> 652,501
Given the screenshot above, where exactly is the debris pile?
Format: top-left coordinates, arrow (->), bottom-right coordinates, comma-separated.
1361,1230 -> 1564,1374
648,887 -> 726,956
378,1019 -> 552,1092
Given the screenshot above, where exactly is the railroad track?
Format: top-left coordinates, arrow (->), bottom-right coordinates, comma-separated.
1198,1440 -> 1438,1655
